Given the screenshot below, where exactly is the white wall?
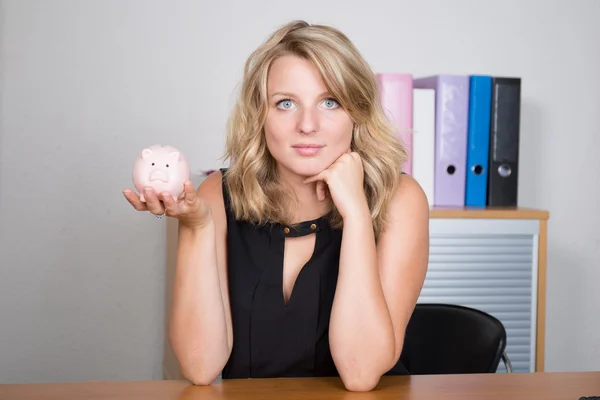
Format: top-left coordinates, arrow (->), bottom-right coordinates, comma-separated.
1,0 -> 598,384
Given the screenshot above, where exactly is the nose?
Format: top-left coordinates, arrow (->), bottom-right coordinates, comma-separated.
297,107 -> 319,135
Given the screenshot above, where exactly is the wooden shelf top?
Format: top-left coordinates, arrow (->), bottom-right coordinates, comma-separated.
430,207 -> 549,220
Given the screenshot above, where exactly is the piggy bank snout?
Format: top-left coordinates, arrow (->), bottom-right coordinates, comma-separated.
149,168 -> 170,182
148,158 -> 180,183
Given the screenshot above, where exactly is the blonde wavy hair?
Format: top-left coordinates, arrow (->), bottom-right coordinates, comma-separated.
223,20 -> 408,239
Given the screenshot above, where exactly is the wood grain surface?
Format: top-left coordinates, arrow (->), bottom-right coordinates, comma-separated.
2,372 -> 599,400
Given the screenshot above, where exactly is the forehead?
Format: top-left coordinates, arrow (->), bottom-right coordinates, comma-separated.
267,55 -> 328,94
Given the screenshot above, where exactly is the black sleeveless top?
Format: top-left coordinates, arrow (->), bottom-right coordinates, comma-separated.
219,169 -> 409,379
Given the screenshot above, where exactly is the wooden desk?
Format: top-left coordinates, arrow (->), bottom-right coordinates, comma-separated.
2,372 -> 599,400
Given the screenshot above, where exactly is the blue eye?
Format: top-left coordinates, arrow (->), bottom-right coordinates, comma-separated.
276,99 -> 295,110
323,98 -> 339,109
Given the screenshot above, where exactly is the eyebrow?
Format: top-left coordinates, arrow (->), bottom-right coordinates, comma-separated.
270,91 -> 332,98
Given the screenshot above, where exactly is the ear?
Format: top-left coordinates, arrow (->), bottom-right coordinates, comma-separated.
141,148 -> 153,159
169,151 -> 180,161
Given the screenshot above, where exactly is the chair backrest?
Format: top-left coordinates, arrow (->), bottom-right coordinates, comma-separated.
399,303 -> 507,374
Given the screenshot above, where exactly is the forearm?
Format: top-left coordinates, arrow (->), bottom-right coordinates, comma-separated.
329,209 -> 395,390
169,218 -> 230,384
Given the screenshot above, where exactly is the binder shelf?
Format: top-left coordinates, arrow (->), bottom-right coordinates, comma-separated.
426,207 -> 549,373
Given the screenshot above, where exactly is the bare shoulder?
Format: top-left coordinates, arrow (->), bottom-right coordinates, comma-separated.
197,170 -> 223,203
197,170 -> 227,230
386,173 -> 430,224
377,173 -> 429,254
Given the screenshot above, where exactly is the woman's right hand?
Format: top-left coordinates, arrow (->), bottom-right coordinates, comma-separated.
123,180 -> 212,229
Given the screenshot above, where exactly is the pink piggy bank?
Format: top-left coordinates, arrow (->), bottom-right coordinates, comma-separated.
132,145 -> 190,202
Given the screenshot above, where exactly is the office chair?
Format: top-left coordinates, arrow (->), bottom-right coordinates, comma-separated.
399,303 -> 513,374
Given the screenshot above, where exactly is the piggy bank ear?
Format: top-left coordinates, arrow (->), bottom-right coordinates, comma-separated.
141,148 -> 153,159
169,151 -> 180,161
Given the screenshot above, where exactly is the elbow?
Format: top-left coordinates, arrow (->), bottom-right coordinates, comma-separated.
337,362 -> 383,392
336,350 -> 397,392
332,342 -> 394,392
168,330 -> 232,386
184,369 -> 219,386
340,372 -> 381,392
172,344 -> 229,387
178,352 -> 229,386
180,355 -> 226,386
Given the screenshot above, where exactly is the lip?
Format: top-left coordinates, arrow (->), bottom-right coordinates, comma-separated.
292,144 -> 324,156
292,144 -> 324,148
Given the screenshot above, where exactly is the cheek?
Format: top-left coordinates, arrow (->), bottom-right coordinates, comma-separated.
266,105 -> 299,130
263,117 -> 288,155
327,116 -> 353,147
264,120 -> 281,146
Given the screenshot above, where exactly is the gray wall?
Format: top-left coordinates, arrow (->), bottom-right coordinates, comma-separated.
1,0 -> 598,384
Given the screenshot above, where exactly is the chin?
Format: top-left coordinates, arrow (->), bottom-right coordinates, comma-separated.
281,159 -> 328,178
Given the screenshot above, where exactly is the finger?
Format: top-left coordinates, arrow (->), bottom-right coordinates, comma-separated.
303,170 -> 328,184
182,180 -> 197,204
316,181 -> 328,202
332,150 -> 350,163
143,187 -> 165,215
177,180 -> 191,201
160,192 -> 178,215
123,189 -> 148,211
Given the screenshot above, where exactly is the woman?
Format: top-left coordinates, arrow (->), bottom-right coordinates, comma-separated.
123,20 -> 429,392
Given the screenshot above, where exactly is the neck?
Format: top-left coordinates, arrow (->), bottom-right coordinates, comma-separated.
277,166 -> 331,223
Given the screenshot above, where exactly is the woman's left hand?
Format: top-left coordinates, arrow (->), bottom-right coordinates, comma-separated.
303,150 -> 368,219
